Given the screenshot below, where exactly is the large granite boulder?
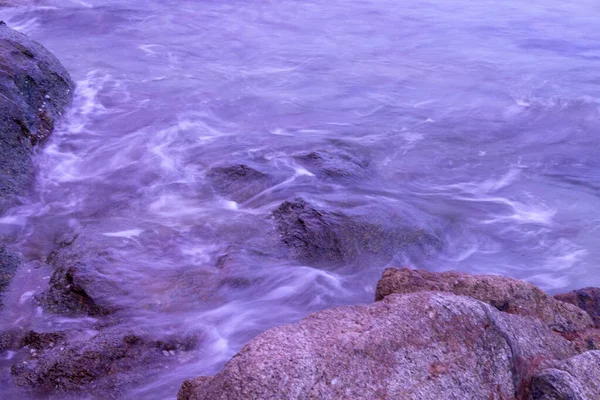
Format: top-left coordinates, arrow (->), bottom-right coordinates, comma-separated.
178,291 -> 577,400
375,267 -> 593,333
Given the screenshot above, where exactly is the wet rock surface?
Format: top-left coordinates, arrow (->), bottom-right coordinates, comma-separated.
0,246 -> 20,308
36,235 -> 125,316
0,21 -> 73,210
375,267 -> 593,333
272,198 -> 441,266
0,21 -> 72,315
207,164 -> 283,203
294,147 -> 370,179
11,328 -> 200,396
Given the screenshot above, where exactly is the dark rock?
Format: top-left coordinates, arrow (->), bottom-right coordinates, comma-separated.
375,268 -> 593,333
555,287 -> 600,328
207,164 -> 281,203
38,263 -> 114,316
0,23 -> 72,303
21,330 -> 67,351
294,148 -> 369,179
272,197 -> 441,266
0,330 -> 16,352
0,23 -> 73,210
178,377 -> 213,400
530,351 -> 600,400
0,246 -> 20,308
36,236 -> 124,316
178,291 -> 577,400
11,329 -> 185,395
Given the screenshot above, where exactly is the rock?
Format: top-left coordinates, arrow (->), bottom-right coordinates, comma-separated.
207,164 -> 281,203
178,377 -> 213,400
12,328 -> 199,395
38,263 -> 115,316
294,148 -> 369,179
36,236 -> 124,316
530,351 -> 600,400
558,328 -> 600,353
0,246 -> 20,308
0,22 -> 73,305
555,287 -> 600,328
0,22 -> 73,210
375,268 -> 593,333
179,292 -> 576,400
20,330 -> 67,351
0,330 -> 16,352
272,198 -> 441,266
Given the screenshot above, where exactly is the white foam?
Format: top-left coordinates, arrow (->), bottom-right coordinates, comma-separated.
222,200 -> 238,210
0,215 -> 26,226
294,167 -> 314,177
1,351 -> 16,361
102,229 -> 144,238
19,291 -> 35,305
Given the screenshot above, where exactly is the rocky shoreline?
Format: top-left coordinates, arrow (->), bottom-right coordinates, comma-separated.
0,18 -> 599,400
179,268 -> 600,400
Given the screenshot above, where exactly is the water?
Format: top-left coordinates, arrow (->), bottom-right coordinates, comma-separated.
1,0 -> 600,398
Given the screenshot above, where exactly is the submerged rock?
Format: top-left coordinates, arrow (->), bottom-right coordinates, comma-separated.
36,236 -> 124,316
375,267 -> 593,333
178,291 -> 576,400
207,164 -> 281,203
11,328 -> 199,395
0,22 -> 73,209
555,287 -> 600,328
272,197 -> 441,266
294,148 -> 370,179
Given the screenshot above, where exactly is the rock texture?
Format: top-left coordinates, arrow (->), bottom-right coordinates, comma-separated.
207,164 -> 281,203
555,287 -> 600,328
0,21 -> 73,209
36,235 -> 124,316
294,148 -> 369,179
530,351 -> 600,400
11,328 -> 199,395
0,22 -> 73,307
375,267 -> 592,333
178,291 -> 577,400
0,246 -> 20,308
272,198 -> 441,266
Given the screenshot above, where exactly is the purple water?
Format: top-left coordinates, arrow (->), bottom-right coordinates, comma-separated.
1,0 -> 600,398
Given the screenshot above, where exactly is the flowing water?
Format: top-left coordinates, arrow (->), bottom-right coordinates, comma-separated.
1,0 -> 600,398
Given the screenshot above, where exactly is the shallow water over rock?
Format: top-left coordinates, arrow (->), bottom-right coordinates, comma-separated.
1,0 -> 600,398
